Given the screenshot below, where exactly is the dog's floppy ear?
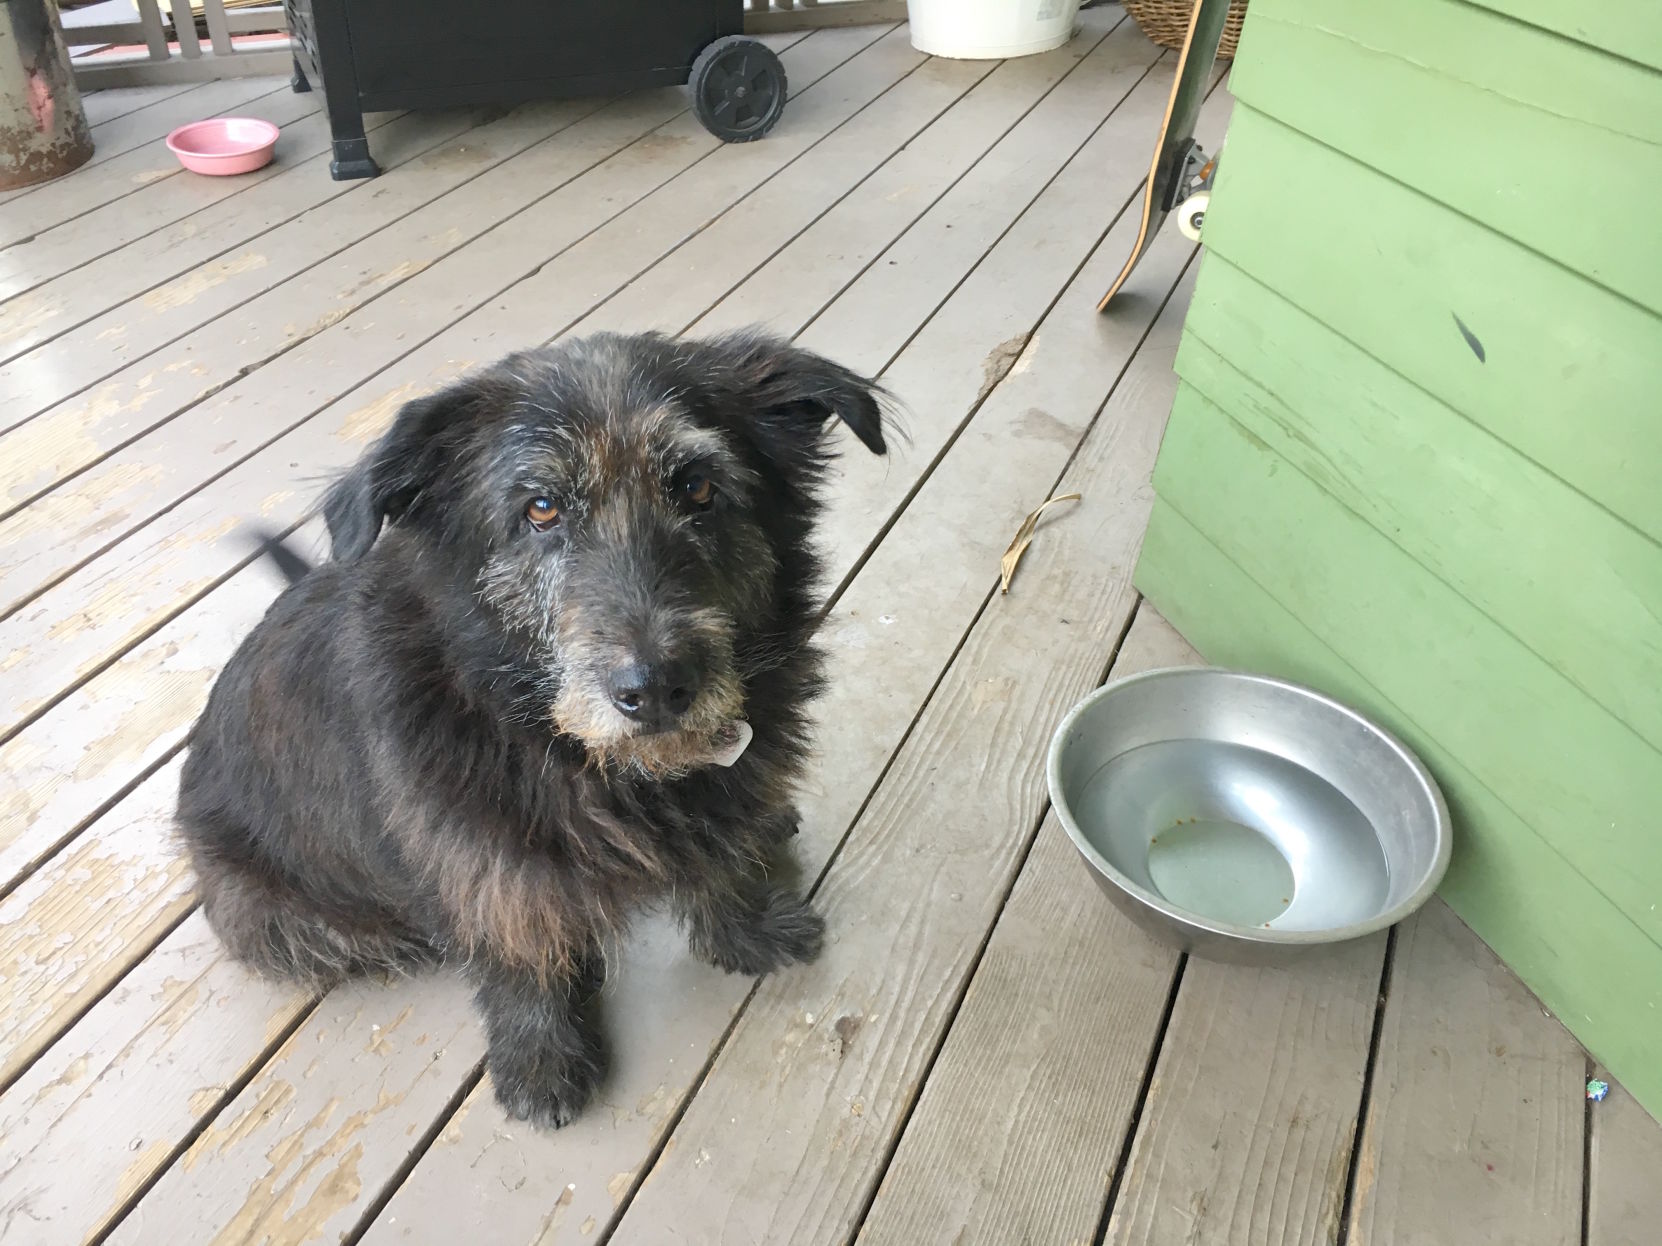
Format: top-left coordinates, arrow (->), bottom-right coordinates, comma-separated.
323,382 -> 474,561
718,331 -> 889,461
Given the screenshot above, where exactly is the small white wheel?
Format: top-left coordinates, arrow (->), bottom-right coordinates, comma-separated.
1177,191 -> 1210,242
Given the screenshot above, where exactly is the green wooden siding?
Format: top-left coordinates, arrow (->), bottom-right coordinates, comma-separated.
1206,108 -> 1662,545
1136,0 -> 1662,1117
1232,0 -> 1662,313
1462,0 -> 1662,74
1179,262 -> 1662,754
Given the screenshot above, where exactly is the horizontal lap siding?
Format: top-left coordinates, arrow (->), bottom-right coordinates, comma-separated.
1231,0 -> 1662,313
1460,0 -> 1662,74
1178,262 -> 1662,756
1136,0 -> 1662,1118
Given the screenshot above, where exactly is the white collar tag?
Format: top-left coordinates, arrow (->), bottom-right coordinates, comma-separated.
708,720 -> 753,768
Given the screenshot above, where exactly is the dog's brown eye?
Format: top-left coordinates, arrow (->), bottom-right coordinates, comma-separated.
682,472 -> 716,510
525,497 -> 560,530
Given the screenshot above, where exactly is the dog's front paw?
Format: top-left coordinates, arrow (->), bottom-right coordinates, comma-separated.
487,1032 -> 608,1130
704,889 -> 825,977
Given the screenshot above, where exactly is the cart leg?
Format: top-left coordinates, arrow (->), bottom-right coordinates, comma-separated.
290,56 -> 311,93
327,105 -> 379,180
330,135 -> 378,180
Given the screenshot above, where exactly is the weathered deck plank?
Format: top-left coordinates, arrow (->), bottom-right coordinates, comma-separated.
0,79 -> 268,211
0,93 -> 642,506
0,916 -> 311,1244
0,101 -> 402,308
0,106 -> 486,367
582,8 -> 1131,345
87,24 -> 1196,1242
0,9 -> 944,1103
70,76 -> 287,173
364,130 -> 1196,1246
0,86 -> 325,288
78,80 -> 204,128
602,221 -> 1192,1246
1588,1072 -> 1662,1246
105,974 -> 484,1246
1346,900 -> 1584,1245
0,759 -> 192,1088
0,30 -> 811,406
853,605 -> 1190,1246
1103,941 -> 1383,1246
0,25 -> 897,637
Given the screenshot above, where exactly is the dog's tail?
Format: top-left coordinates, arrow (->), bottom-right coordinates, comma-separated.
247,527 -> 315,586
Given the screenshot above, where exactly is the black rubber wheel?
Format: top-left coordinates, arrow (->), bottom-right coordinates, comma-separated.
689,36 -> 787,143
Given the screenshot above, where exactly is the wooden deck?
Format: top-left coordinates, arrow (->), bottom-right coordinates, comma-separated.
1,10 -> 1656,1244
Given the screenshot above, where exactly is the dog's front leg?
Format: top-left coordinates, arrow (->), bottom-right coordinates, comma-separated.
470,950 -> 608,1129
681,842 -> 825,977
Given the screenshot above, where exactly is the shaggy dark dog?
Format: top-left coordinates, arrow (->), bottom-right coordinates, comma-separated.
176,330 -> 887,1128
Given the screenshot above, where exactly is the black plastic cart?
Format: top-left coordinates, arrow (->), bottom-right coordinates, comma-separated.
283,0 -> 788,179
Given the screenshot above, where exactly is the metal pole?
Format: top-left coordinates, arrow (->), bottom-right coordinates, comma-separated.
1,0 -> 94,190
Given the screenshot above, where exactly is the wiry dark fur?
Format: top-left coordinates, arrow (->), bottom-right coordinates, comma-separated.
177,330 -> 887,1128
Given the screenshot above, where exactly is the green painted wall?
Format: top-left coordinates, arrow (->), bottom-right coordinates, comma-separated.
1135,0 -> 1662,1116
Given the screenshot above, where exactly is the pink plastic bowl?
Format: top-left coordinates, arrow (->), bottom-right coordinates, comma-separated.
165,117 -> 279,175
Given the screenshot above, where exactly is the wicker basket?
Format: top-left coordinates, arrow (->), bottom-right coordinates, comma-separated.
1121,0 -> 1249,59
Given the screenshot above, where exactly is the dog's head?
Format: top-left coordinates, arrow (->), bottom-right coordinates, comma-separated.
324,330 -> 888,775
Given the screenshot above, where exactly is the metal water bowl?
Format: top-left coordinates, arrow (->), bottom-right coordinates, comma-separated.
1047,667 -> 1451,962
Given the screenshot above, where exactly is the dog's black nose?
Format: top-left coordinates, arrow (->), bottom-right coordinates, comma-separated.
608,661 -> 698,726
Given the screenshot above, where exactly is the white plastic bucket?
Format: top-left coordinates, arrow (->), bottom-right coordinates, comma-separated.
907,0 -> 1086,59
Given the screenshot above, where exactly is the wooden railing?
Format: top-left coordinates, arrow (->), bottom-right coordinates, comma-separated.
745,0 -> 907,33
65,0 -> 906,90
66,0 -> 291,88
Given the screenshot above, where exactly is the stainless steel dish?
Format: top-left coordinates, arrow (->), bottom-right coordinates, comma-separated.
1047,667 -> 1451,962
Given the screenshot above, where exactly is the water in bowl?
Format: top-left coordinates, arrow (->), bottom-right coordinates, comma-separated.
1147,817 -> 1296,927
1072,737 -> 1389,931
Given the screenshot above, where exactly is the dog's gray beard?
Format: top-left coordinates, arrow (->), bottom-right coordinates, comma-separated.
550,610 -> 745,780
477,557 -> 748,775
